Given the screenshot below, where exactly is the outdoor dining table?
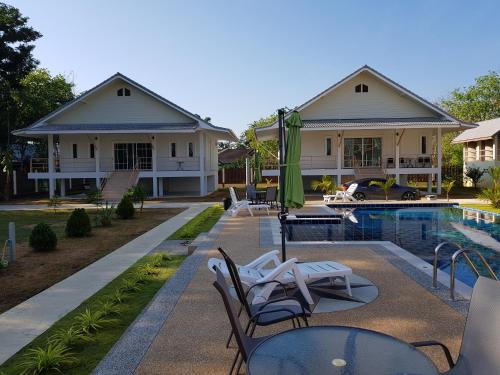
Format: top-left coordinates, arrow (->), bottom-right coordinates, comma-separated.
247,326 -> 439,375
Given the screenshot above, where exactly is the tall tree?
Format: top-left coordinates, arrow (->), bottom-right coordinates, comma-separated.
0,2 -> 42,147
13,69 -> 75,157
241,114 -> 279,168
439,71 -> 500,167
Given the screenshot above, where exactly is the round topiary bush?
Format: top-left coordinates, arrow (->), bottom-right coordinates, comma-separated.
30,223 -> 57,251
116,195 -> 135,219
65,208 -> 92,237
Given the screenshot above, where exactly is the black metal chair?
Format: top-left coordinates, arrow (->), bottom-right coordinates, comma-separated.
217,247 -> 310,373
246,185 -> 257,202
264,187 -> 277,208
213,267 -> 270,375
412,276 -> 500,374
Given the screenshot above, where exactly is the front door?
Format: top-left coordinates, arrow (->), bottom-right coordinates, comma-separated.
113,143 -> 152,170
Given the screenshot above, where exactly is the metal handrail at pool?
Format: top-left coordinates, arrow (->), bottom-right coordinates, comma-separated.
433,241 -> 498,300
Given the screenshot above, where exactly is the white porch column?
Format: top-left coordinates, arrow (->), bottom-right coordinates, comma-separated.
395,130 -> 400,183
152,135 -> 158,198
95,136 -> 100,189
35,178 -> 39,193
69,178 -> 72,190
199,132 -> 207,196
48,134 -> 55,198
336,132 -> 342,184
427,174 -> 433,193
60,179 -> 66,197
437,128 -> 442,194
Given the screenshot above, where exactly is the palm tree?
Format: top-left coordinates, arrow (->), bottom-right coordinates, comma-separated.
442,179 -> 455,201
310,175 -> 337,195
369,178 -> 396,201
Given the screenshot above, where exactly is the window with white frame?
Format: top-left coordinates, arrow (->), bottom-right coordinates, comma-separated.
187,142 -> 194,157
325,138 -> 332,156
355,84 -> 368,93
170,142 -> 176,157
117,88 -> 131,97
72,144 -> 78,159
421,136 -> 427,154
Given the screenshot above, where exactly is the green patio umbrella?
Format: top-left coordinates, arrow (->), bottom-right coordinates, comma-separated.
254,151 -> 262,183
283,111 -> 305,209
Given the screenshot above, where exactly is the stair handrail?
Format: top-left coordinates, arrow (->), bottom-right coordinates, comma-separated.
450,248 -> 498,300
433,241 -> 462,288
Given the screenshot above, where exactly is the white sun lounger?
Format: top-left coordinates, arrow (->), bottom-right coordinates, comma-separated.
228,187 -> 270,217
332,183 -> 358,202
208,250 -> 352,305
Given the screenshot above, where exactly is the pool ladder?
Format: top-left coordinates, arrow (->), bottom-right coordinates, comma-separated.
433,241 -> 498,300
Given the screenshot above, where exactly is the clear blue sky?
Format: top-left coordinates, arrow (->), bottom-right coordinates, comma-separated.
8,0 -> 500,136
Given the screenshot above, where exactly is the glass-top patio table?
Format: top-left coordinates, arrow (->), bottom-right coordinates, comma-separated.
247,326 -> 439,375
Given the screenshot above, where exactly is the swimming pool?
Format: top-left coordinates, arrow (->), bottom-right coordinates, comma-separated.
285,206 -> 500,287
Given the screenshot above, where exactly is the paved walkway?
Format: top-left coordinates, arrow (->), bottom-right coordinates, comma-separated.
90,210 -> 466,375
0,203 -> 212,365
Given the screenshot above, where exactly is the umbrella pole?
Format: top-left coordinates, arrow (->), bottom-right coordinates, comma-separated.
278,108 -> 287,261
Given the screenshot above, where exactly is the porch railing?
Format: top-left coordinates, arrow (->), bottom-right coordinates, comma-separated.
384,154 -> 438,169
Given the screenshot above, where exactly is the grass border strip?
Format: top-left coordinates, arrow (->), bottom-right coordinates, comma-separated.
93,213 -> 230,375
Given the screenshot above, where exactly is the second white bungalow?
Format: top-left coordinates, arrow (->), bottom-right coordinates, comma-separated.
256,65 -> 474,194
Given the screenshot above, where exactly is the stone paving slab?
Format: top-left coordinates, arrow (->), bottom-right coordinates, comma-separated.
0,203 -> 212,365
134,215 -> 466,375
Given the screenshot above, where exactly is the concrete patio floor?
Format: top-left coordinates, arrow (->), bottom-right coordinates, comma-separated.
134,213 -> 466,375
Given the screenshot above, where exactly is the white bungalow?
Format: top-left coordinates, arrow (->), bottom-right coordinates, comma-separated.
453,117 -> 500,187
255,65 -> 474,194
13,73 -> 237,198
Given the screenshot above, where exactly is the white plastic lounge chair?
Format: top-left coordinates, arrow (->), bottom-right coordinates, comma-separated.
228,187 -> 269,217
332,183 -> 358,202
208,250 -> 352,305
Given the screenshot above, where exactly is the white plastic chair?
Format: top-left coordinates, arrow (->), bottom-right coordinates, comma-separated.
228,187 -> 269,217
208,250 -> 353,305
332,183 -> 358,202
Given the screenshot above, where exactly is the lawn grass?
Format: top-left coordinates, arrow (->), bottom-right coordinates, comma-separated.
168,205 -> 224,240
460,204 -> 500,214
0,254 -> 185,375
0,208 -> 184,313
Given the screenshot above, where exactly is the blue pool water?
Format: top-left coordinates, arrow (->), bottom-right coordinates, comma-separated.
285,206 -> 500,287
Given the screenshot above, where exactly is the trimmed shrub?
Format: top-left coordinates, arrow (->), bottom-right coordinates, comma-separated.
30,223 -> 58,251
116,195 -> 135,219
65,208 -> 92,237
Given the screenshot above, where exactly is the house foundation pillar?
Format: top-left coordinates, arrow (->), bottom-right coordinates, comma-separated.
158,177 -> 164,196
60,179 -> 66,197
152,177 -> 158,198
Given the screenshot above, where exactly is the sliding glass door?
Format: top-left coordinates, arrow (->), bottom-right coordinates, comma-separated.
343,138 -> 381,168
114,143 -> 152,170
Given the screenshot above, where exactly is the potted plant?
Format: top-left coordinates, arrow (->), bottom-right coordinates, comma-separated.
311,175 -> 338,199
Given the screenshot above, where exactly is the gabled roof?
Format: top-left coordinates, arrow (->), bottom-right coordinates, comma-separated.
453,117 -> 500,143
255,65 -> 475,138
13,72 -> 237,141
218,148 -> 253,164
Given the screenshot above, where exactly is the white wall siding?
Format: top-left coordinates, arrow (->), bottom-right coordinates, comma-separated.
59,134 -> 96,172
299,71 -> 437,120
50,80 -> 193,125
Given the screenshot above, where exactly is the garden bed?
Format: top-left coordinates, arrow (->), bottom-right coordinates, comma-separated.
0,208 -> 184,313
0,253 -> 185,375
